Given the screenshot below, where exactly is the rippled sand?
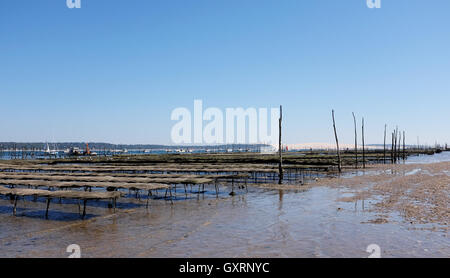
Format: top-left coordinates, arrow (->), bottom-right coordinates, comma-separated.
0,162 -> 448,258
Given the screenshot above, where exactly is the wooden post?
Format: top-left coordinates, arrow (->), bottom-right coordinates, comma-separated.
278,105 -> 283,184
352,112 -> 358,169
391,132 -> 395,164
332,110 -> 342,173
13,196 -> 18,216
362,117 -> 366,169
393,129 -> 396,163
45,198 -> 51,219
403,131 -> 406,160
393,128 -> 398,163
383,124 -> 387,164
396,128 -> 399,162
82,199 -> 87,219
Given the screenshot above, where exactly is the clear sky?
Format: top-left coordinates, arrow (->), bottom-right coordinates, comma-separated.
1,0 -> 449,145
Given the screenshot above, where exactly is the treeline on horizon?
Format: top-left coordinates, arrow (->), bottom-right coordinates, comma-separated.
0,142 -> 271,150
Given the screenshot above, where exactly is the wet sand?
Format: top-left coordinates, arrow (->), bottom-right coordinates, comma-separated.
0,161 -> 448,258
315,162 -> 450,229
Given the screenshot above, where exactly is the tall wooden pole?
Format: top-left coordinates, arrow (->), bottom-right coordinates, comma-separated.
278,105 -> 283,184
393,128 -> 398,163
362,117 -> 366,169
352,112 -> 358,169
332,110 -> 342,173
383,124 -> 387,164
391,132 -> 395,164
403,131 -> 406,160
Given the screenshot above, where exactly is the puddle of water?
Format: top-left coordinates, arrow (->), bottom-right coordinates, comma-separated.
405,169 -> 422,176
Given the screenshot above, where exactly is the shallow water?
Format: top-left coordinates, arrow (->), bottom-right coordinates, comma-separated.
406,151 -> 450,164
0,183 -> 447,258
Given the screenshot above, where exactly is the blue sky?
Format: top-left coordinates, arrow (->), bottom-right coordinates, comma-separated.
1,0 -> 449,145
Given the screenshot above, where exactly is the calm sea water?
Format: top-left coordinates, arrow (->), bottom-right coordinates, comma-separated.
405,151 -> 450,164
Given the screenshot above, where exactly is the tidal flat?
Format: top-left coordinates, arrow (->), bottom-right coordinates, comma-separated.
0,152 -> 448,257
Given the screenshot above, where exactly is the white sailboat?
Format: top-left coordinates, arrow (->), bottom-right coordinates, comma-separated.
44,142 -> 51,155
44,142 -> 58,156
